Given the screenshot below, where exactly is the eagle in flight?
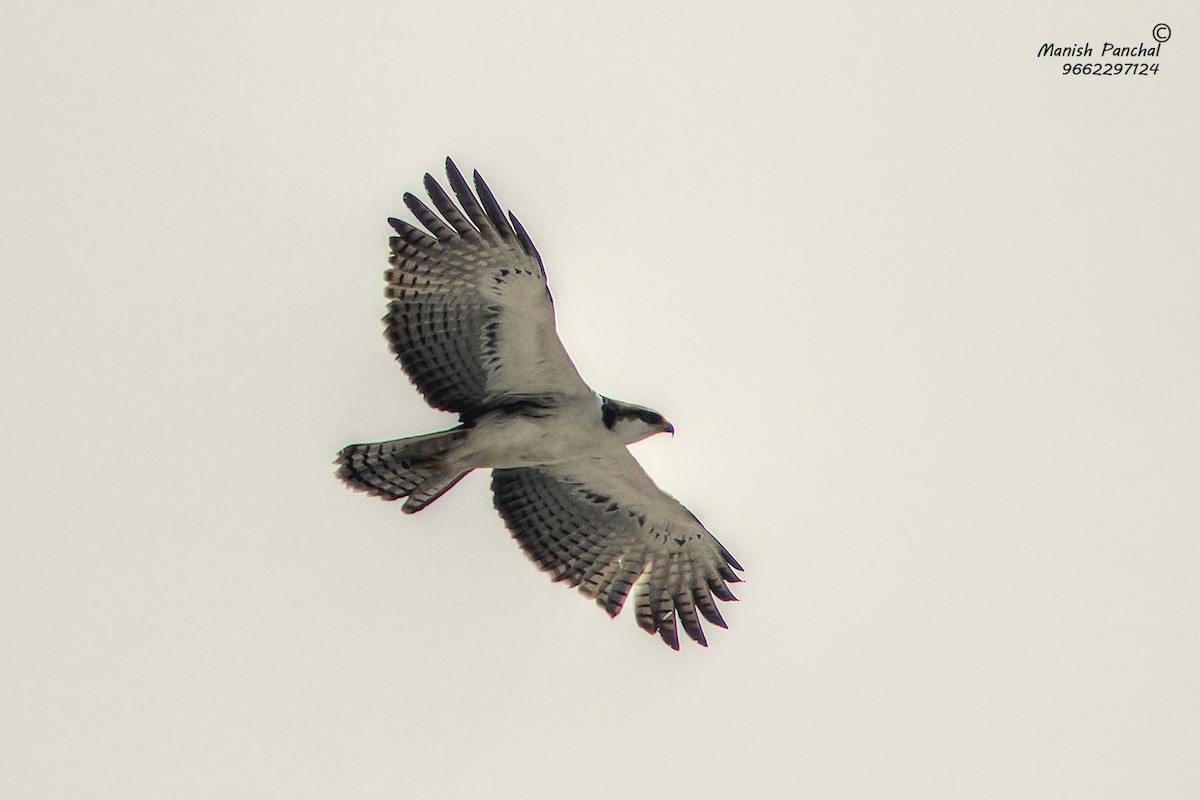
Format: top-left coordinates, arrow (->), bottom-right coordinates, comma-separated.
336,159 -> 743,649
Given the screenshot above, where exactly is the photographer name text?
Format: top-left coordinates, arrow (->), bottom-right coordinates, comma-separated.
1038,42 -> 1161,58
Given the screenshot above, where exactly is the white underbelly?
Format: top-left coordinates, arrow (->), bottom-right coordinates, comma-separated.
456,405 -> 602,469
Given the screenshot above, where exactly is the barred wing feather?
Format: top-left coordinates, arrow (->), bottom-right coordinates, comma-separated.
384,158 -> 591,413
491,449 -> 743,649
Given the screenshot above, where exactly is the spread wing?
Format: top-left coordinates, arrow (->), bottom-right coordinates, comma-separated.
491,449 -> 744,649
383,158 -> 591,413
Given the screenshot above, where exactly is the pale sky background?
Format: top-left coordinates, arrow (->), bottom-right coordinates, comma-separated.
3,2 -> 1198,798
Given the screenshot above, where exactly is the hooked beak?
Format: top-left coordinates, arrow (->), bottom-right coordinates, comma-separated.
664,421 -> 675,437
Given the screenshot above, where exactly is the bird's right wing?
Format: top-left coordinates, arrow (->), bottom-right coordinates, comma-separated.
491,448 -> 744,649
383,158 -> 592,414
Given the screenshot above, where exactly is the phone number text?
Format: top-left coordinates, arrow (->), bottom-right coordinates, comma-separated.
1062,63 -> 1160,76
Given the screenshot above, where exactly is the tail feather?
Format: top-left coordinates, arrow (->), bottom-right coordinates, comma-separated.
400,471 -> 469,514
336,428 -> 471,512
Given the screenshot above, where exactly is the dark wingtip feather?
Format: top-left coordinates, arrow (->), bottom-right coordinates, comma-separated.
402,191 -> 453,240
680,613 -> 708,647
473,169 -> 517,238
660,621 -> 680,651
712,537 -> 744,572
709,577 -> 737,603
444,164 -> 466,191
422,167 -> 479,238
401,192 -> 426,218
444,158 -> 493,236
509,212 -> 539,259
388,217 -> 431,243
693,587 -> 728,629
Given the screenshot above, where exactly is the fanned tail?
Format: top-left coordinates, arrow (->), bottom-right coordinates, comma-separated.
336,428 -> 471,513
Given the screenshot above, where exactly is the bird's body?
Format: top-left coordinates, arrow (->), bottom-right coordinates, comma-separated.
457,396 -> 610,468
337,159 -> 742,649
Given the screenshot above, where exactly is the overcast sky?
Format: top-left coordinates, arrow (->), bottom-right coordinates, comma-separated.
3,1 -> 1198,798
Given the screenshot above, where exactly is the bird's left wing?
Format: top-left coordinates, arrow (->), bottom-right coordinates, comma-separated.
384,158 -> 592,414
491,449 -> 743,649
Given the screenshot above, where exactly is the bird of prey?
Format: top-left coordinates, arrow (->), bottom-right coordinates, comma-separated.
336,158 -> 743,649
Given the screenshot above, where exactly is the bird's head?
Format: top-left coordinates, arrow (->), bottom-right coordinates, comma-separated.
600,397 -> 674,445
